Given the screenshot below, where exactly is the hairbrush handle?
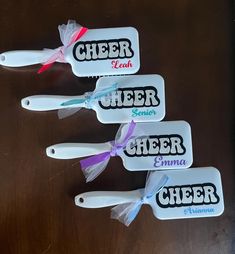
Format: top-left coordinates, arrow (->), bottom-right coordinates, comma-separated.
46,142 -> 112,159
0,50 -> 47,67
21,95 -> 86,111
75,190 -> 141,208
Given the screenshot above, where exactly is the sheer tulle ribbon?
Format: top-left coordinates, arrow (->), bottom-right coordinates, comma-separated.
38,20 -> 88,73
80,121 -> 136,182
111,172 -> 169,226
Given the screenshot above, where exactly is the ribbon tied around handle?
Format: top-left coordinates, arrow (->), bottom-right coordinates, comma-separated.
111,171 -> 169,226
57,83 -> 118,119
38,20 -> 88,73
80,121 -> 136,182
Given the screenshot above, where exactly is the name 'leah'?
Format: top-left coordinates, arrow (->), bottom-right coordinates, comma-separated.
124,135 -> 186,157
98,87 -> 160,109
156,183 -> 220,208
73,39 -> 134,61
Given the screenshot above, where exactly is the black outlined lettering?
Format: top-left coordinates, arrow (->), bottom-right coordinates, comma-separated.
73,39 -> 134,62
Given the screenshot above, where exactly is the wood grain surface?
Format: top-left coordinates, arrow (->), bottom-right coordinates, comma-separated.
0,0 -> 234,253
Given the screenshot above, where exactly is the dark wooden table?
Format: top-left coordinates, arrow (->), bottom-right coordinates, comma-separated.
0,1 -> 234,253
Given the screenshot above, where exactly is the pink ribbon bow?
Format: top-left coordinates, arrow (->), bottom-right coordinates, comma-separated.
38,20 -> 88,73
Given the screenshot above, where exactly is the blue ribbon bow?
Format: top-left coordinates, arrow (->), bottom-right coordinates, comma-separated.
61,83 -> 118,108
111,172 -> 169,226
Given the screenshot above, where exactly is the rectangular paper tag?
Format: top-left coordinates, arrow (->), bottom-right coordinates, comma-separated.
65,27 -> 140,77
155,167 -> 224,220
93,74 -> 165,123
120,121 -> 193,171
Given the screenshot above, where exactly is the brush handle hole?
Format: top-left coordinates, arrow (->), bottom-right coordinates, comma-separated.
79,197 -> 84,203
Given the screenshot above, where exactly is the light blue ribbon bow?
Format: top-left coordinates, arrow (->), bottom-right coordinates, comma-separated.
60,82 -> 118,109
111,172 -> 169,226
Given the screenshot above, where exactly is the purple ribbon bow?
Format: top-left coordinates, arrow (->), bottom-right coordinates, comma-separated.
80,121 -> 136,182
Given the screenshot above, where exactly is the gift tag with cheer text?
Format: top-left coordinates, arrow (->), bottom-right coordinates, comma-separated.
94,75 -> 165,123
65,26 -> 140,77
119,120 -> 193,170
155,167 -> 224,220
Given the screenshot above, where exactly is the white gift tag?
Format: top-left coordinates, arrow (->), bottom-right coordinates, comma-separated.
21,74 -> 165,123
120,121 -> 193,170
0,21 -> 140,77
65,27 -> 140,77
94,74 -> 165,123
154,167 -> 224,220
